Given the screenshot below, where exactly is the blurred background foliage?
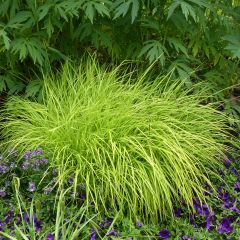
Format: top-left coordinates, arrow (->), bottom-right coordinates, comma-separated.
0,0 -> 239,100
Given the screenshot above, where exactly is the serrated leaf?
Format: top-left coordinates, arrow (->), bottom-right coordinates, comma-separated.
7,11 -> 33,28
45,17 -> 54,37
26,80 -> 43,97
38,4 -> 50,21
84,2 -> 95,23
213,53 -> 221,66
0,76 -> 6,92
0,29 -> 11,49
223,35 -> 240,58
192,40 -> 201,57
131,0 -> 139,23
202,44 -> 209,58
168,38 -> 188,56
113,0 -> 131,19
181,2 -> 196,21
5,78 -> 25,94
141,19 -> 160,31
11,37 -> 46,65
139,40 -> 167,65
93,2 -> 110,17
167,1 -> 180,20
167,0 -> 197,22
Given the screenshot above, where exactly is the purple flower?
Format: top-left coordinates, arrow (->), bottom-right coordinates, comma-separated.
218,169 -> 225,179
23,151 -> 32,160
35,220 -> 43,233
193,198 -> 210,217
218,218 -> 233,234
27,182 -> 36,192
218,191 -> 230,202
136,220 -> 143,228
198,204 -> 210,217
181,237 -> 194,240
43,186 -> 53,194
9,162 -> 17,169
173,207 -> 182,217
45,233 -> 54,240
0,164 -> 9,174
224,158 -> 232,167
231,167 -> 238,176
159,229 -> 171,239
24,215 -> 30,223
90,228 -> 97,240
206,212 -> 215,231
106,229 -> 118,237
106,219 -> 112,227
189,214 -> 198,228
234,182 -> 240,192
41,158 -> 48,164
222,198 -> 236,209
0,221 -> 6,227
22,161 -> 29,170
229,205 -> 240,213
5,211 -> 14,218
33,147 -> 43,156
0,188 -> 6,197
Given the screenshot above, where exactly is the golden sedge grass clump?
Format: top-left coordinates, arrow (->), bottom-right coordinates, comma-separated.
0,61 -> 231,220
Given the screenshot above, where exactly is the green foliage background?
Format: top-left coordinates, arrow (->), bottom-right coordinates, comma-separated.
0,0 -> 240,96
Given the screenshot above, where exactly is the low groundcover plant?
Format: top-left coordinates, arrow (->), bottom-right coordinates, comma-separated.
0,60 -> 233,221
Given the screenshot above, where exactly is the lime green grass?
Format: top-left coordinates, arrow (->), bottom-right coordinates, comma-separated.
0,61 -> 231,221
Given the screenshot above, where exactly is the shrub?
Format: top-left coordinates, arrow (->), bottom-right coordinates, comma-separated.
0,60 -> 233,221
0,0 -> 239,96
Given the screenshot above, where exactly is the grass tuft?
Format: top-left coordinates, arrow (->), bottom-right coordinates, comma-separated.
0,60 -> 232,221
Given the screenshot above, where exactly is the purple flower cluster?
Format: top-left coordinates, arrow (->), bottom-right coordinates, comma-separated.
159,229 -> 171,239
0,210 -> 44,235
0,146 -> 239,239
218,217 -> 234,234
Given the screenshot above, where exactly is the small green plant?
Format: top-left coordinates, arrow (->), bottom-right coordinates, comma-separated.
0,60 -> 233,221
0,177 -> 93,240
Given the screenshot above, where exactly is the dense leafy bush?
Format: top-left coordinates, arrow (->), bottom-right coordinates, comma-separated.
0,0 -> 239,96
0,61 -> 233,221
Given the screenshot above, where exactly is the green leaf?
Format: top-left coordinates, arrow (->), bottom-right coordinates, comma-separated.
167,0 -> 197,22
7,11 -> 33,28
192,40 -> 201,57
131,0 -> 139,23
38,4 -> 50,21
5,78 -> 25,94
223,35 -> 240,58
26,80 -> 43,97
0,76 -> 7,92
167,1 -> 180,20
139,40 -> 167,65
181,1 -> 196,21
11,37 -> 47,65
167,38 -> 188,56
93,1 -> 110,18
141,18 -> 160,31
84,2 -> 95,23
0,29 -> 11,49
113,0 -> 131,19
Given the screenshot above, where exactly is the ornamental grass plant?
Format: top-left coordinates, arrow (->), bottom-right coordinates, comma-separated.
0,60 -> 232,221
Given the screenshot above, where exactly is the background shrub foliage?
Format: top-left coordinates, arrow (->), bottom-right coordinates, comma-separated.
0,0 -> 240,97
